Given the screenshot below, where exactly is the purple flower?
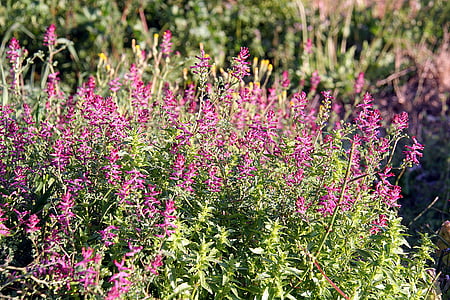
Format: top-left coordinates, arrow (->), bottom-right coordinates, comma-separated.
355,93 -> 381,141
155,199 -> 177,237
190,49 -> 211,75
6,38 -> 25,89
116,169 -> 146,200
403,136 -> 424,165
281,70 -> 290,88
162,89 -> 179,123
107,258 -> 132,299
197,99 -> 218,134
44,24 -> 57,47
392,112 -> 409,131
232,47 -> 251,80
108,77 -> 122,93
55,192 -> 76,232
26,214 -> 41,233
205,166 -> 223,192
374,168 -> 402,207
317,186 -> 339,217
160,30 -> 173,58
304,38 -> 313,54
237,152 -> 257,179
370,214 -> 388,235
0,209 -> 10,237
147,254 -> 164,275
310,70 -> 320,92
354,72 -> 365,94
45,72 -> 62,99
6,38 -> 21,65
125,242 -> 143,257
295,196 -> 310,214
99,225 -> 119,247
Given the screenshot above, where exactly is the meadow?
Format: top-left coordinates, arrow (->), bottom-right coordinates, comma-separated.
0,0 -> 448,299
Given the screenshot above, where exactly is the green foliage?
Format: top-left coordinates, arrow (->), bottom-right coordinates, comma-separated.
0,1 -> 446,299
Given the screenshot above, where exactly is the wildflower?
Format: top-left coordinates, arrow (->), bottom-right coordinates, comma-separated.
147,254 -> 164,275
43,24 -> 57,47
6,38 -> 24,89
155,199 -> 177,237
125,242 -> 143,257
45,72 -> 62,99
370,214 -> 388,235
170,153 -> 186,181
403,136 -> 424,165
190,49 -> 211,75
304,38 -> 313,54
392,111 -> 409,131
26,214 -> 41,233
0,209 -> 10,237
374,168 -> 402,207
310,70 -> 320,92
6,38 -> 21,66
107,258 -> 132,300
160,30 -> 173,58
99,225 -> 119,247
232,47 -> 251,80
197,99 -> 218,134
355,93 -> 381,141
162,89 -> 179,123
281,70 -> 290,88
354,72 -> 365,94
108,77 -> 122,93
317,186 -> 339,217
237,152 -> 257,179
56,192 -> 76,232
295,196 -> 310,214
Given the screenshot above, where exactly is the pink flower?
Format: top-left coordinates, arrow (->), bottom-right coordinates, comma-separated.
26,214 -> 41,233
0,209 -> 10,237
108,77 -> 122,93
160,30 -> 173,58
317,186 -> 339,217
295,196 -> 310,214
370,214 -> 388,235
45,72 -> 62,99
403,136 -> 424,165
44,24 -> 57,47
392,112 -> 409,131
355,93 -> 381,141
232,47 -> 251,80
304,38 -> 313,54
125,242 -> 143,257
54,192 -> 76,232
147,254 -> 164,275
107,258 -> 132,299
281,70 -> 290,88
190,49 -> 211,74
6,38 -> 21,65
310,70 -> 320,92
354,72 -> 365,93
99,225 -> 119,247
374,168 -> 402,208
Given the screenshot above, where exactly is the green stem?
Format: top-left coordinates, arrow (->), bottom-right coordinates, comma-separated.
314,142 -> 355,258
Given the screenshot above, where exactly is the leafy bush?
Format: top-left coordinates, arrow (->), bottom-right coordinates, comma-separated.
0,25 -> 436,299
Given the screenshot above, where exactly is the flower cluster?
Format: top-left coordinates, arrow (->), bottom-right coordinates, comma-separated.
0,26 -> 430,299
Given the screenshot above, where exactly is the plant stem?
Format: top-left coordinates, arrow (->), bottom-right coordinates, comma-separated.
314,142 -> 355,258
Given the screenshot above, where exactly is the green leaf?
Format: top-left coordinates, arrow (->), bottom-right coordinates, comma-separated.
262,287 -> 269,300
250,247 -> 265,254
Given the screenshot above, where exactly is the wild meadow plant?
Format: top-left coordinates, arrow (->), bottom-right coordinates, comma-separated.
0,26 -> 437,299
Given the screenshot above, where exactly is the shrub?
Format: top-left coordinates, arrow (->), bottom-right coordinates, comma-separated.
0,26 -> 435,299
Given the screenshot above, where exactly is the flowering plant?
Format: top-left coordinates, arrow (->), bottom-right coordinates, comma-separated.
0,26 -> 435,299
